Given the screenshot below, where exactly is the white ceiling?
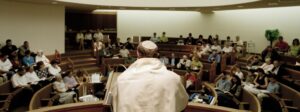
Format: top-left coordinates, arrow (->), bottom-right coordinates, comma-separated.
56,0 -> 259,7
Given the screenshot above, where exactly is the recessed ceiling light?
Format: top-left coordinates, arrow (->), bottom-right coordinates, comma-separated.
51,1 -> 58,4
268,2 -> 279,6
237,5 -> 244,8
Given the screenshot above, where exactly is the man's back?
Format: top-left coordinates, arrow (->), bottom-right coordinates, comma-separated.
113,58 -> 188,112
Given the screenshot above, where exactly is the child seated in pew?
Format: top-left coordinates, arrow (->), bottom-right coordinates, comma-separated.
63,71 -> 80,96
190,56 -> 203,71
215,72 -> 232,95
256,75 -> 280,103
185,69 -> 197,92
189,84 -> 214,105
53,75 -> 77,104
218,75 -> 242,109
243,68 -> 269,94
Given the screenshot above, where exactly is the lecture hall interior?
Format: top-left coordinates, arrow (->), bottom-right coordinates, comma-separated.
0,0 -> 300,112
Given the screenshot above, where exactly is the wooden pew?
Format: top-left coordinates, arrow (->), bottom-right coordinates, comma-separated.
277,82 -> 300,111
102,58 -> 125,65
29,83 -> 60,110
239,89 -> 261,112
202,62 -> 217,83
0,81 -> 23,112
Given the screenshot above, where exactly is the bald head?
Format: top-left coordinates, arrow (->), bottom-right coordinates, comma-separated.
137,41 -> 158,58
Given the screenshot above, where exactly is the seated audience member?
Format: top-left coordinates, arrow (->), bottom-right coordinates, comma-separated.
63,71 -> 79,95
226,36 -> 232,44
273,36 -> 289,53
244,72 -> 256,85
53,76 -> 77,104
287,38 -> 300,57
177,35 -> 185,45
170,53 -> 177,67
207,35 -> 214,45
196,35 -> 204,45
201,43 -> 212,55
261,46 -> 279,62
93,29 -> 104,41
124,37 -> 134,50
160,32 -> 168,43
35,50 -> 50,66
48,60 -> 62,76
234,36 -> 243,51
150,32 -> 160,43
35,61 -> 51,81
185,69 -> 197,90
222,42 -> 233,54
0,54 -> 13,81
248,55 -> 260,67
54,49 -> 61,64
99,45 -> 113,58
119,45 -> 130,58
259,58 -> 274,74
218,75 -> 242,108
24,66 -> 42,91
18,41 -> 30,59
257,75 -> 279,103
11,67 -> 31,88
114,38 -> 123,49
105,38 -> 113,49
195,46 -> 203,58
185,33 -> 194,45
254,69 -> 269,89
268,60 -> 282,77
215,73 -> 232,94
211,41 -> 222,53
22,50 -> 35,66
1,39 -> 18,60
214,34 -> 220,43
177,55 -> 191,70
159,54 -> 169,65
208,50 -> 221,63
190,56 -> 203,71
233,67 -> 244,80
75,69 -> 90,83
76,31 -> 85,50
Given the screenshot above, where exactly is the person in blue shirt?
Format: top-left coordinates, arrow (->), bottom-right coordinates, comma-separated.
208,50 -> 221,63
22,50 -> 35,66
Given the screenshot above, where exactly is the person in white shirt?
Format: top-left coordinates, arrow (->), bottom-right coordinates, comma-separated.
259,58 -> 274,74
48,60 -> 62,76
35,50 -> 50,67
222,43 -> 233,54
25,66 -> 40,84
113,41 -> 188,112
159,54 -> 169,65
201,43 -> 212,55
119,46 -> 130,58
150,32 -> 160,43
235,36 -> 243,52
84,30 -> 93,49
211,41 -> 222,53
234,67 -> 244,80
0,54 -> 13,81
93,29 -> 104,41
76,31 -> 85,50
177,55 -> 191,70
53,76 -> 77,104
11,67 -> 29,88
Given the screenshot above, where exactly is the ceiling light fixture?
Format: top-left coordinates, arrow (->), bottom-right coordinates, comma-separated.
51,1 -> 58,4
237,5 -> 244,8
268,2 -> 279,6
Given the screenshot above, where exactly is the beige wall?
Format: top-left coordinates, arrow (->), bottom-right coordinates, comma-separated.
0,1 -> 65,55
117,7 -> 300,53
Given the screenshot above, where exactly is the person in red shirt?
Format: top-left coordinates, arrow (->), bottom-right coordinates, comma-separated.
185,69 -> 197,92
274,36 -> 289,52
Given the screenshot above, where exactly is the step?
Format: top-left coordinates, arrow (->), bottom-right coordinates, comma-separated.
72,58 -> 97,64
64,50 -> 93,56
74,62 -> 97,69
68,54 -> 93,60
79,67 -> 101,74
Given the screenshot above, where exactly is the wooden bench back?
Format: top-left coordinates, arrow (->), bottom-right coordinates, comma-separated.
29,84 -> 53,110
278,82 -> 300,109
284,68 -> 300,79
241,89 -> 262,112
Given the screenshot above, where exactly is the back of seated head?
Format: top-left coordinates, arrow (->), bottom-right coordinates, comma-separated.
256,68 -> 265,74
17,66 -> 26,74
25,50 -> 31,55
50,60 -> 58,65
137,41 -> 158,58
6,39 -> 12,44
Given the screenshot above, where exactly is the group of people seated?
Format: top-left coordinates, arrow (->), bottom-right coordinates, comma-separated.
0,39 -> 94,109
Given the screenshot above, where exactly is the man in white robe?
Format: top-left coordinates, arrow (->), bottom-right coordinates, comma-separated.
113,41 -> 188,112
